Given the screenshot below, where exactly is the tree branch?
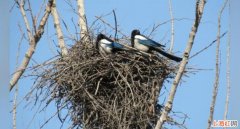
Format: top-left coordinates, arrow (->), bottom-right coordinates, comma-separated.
223,2 -> 231,129
18,0 -> 33,41
154,0 -> 206,128
10,0 -> 54,91
168,0 -> 175,53
207,0 -> 228,128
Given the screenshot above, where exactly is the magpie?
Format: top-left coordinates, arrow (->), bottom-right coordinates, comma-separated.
96,33 -> 125,54
131,29 -> 182,62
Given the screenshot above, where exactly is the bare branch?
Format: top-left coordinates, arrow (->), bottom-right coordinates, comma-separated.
27,0 -> 37,34
154,0 -> 206,128
224,2 -> 231,127
12,29 -> 24,129
190,31 -> 227,59
207,0 -> 228,128
168,0 -> 175,53
18,0 -> 33,41
51,0 -> 68,56
95,16 -> 128,38
10,0 -> 54,91
113,10 -> 118,41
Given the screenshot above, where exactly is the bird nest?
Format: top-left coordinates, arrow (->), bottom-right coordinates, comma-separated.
35,37 -> 178,129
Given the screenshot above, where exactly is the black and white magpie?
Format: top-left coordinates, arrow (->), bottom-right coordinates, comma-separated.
131,29 -> 182,62
96,33 -> 125,54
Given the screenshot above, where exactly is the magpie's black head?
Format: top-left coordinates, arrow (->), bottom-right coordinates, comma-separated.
131,29 -> 140,37
96,33 -> 106,42
96,33 -> 106,49
131,29 -> 140,47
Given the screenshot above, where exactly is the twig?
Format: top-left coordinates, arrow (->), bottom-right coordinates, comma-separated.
39,103 -> 67,129
207,0 -> 228,128
148,18 -> 193,37
190,31 -> 227,59
36,0 -> 47,23
95,16 -> 128,38
154,0 -> 206,128
94,78 -> 102,95
113,10 -> 118,41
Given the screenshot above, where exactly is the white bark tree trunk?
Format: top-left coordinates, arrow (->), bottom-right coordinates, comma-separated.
51,0 -> 68,56
154,0 -> 206,128
77,0 -> 88,41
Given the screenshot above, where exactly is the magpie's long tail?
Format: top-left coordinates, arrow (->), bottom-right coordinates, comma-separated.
155,48 -> 182,62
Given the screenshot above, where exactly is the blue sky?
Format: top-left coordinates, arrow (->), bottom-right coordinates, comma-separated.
6,0 -> 240,129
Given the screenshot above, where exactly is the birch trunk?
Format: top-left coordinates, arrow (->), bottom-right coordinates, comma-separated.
77,0 -> 88,41
154,0 -> 206,128
51,0 -> 68,56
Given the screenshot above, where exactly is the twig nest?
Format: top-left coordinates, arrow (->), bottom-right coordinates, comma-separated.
37,40 -> 177,129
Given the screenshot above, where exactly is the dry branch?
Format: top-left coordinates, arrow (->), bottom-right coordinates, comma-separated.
154,0 -> 206,128
207,0 -> 228,128
10,0 -> 54,91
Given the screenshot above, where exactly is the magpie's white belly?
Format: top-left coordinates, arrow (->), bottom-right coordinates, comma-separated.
100,43 -> 112,54
134,39 -> 149,52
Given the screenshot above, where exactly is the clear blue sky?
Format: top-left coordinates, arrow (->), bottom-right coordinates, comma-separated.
4,0 -> 239,129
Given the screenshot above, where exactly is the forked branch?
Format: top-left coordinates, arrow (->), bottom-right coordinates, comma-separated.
10,0 -> 54,91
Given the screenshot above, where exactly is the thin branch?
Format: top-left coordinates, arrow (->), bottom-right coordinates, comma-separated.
148,18 -> 193,38
27,0 -> 37,34
190,31 -> 227,59
207,0 -> 228,128
51,0 -> 68,56
76,0 -> 88,40
95,16 -> 128,38
12,30 -> 24,129
10,0 -> 54,91
39,103 -> 68,129
223,1 -> 231,127
18,0 -> 33,41
113,10 -> 118,41
154,0 -> 206,128
168,0 -> 175,53
36,0 -> 47,23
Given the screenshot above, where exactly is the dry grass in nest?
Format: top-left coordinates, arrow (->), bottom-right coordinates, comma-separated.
35,37 -> 178,129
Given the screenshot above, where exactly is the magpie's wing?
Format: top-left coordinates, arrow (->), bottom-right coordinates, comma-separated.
137,35 -> 165,48
112,42 -> 124,49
